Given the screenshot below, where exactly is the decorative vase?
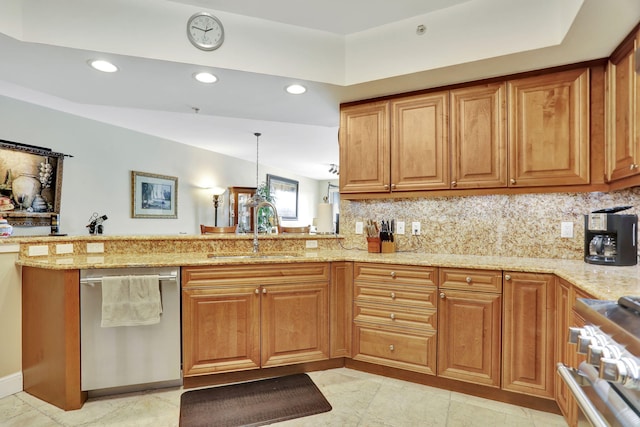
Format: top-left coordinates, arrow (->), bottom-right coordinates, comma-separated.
32,194 -> 48,212
11,175 -> 40,210
41,187 -> 54,205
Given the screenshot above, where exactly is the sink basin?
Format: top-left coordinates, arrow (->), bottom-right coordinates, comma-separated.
208,252 -> 302,259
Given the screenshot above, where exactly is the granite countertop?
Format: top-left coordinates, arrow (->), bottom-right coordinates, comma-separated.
15,248 -> 640,301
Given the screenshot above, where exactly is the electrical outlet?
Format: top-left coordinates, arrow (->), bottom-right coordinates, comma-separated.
561,221 -> 574,238
355,221 -> 364,234
396,221 -> 405,235
305,240 -> 318,249
411,221 -> 421,235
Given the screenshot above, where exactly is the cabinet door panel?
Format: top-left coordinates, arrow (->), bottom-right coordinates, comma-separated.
391,92 -> 449,190
261,282 -> 329,367
182,286 -> 260,376
606,36 -> 637,181
508,68 -> 590,186
451,83 -> 507,188
339,102 -> 390,193
502,272 -> 555,398
438,290 -> 501,387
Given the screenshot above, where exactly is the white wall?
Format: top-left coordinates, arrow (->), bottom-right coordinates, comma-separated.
0,96 -> 321,236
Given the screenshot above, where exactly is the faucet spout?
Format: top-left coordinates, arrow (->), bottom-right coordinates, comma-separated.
252,200 -> 280,253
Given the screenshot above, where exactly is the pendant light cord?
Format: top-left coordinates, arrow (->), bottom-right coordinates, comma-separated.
254,132 -> 261,199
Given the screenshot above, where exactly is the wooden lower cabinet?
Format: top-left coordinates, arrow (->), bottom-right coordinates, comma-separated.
182,263 -> 330,377
352,263 -> 438,374
438,268 -> 502,387
330,262 -> 353,358
502,271 -> 556,398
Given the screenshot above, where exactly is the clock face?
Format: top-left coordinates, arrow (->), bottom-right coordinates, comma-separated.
187,13 -> 224,51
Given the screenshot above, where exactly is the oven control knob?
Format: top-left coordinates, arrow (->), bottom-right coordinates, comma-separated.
600,357 -> 640,389
576,328 -> 604,354
587,344 -> 621,365
569,325 -> 597,345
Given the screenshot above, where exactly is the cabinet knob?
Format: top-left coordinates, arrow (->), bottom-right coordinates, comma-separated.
262,288 -> 267,294
389,344 -> 395,351
466,276 -> 472,283
390,292 -> 396,300
391,183 -> 397,189
451,181 -> 457,187
390,271 -> 396,278
630,164 -> 639,170
510,179 -> 516,185
439,292 -> 446,299
505,274 -> 511,281
390,313 -> 395,320
255,288 -> 260,294
384,184 -> 390,190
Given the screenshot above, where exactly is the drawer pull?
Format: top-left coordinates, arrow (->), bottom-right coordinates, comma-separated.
390,292 -> 396,300
390,313 -> 396,320
389,344 -> 395,351
466,276 -> 472,283
390,271 -> 396,278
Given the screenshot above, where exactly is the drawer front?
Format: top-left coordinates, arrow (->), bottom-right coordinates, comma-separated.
354,263 -> 437,286
354,282 -> 437,308
354,301 -> 436,330
439,268 -> 502,293
353,324 -> 436,375
182,263 -> 330,287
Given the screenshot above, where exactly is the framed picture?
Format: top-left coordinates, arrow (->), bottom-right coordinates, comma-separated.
0,139 -> 66,226
131,171 -> 178,219
267,174 -> 298,220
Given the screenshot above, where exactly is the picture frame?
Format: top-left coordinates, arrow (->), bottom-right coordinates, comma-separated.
0,139 -> 66,226
267,174 -> 298,220
131,171 -> 178,219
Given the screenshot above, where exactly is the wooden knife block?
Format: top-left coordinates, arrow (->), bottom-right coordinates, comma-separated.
381,241 -> 396,253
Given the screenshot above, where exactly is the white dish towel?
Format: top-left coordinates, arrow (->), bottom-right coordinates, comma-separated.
101,275 -> 162,327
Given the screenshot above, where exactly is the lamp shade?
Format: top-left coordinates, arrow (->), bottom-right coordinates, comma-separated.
316,203 -> 333,234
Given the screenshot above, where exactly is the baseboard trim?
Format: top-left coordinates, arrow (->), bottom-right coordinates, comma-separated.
0,372 -> 23,398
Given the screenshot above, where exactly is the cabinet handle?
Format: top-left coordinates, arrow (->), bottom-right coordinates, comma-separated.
390,271 -> 396,278
451,180 -> 457,187
505,274 -> 511,281
466,276 -> 472,283
510,178 -> 516,185
390,313 -> 395,320
390,292 -> 396,300
389,344 -> 395,351
630,164 -> 639,170
440,292 -> 446,299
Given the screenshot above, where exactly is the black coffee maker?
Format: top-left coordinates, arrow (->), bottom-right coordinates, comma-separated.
584,206 -> 637,266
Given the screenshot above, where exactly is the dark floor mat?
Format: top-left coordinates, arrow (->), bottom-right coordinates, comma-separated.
179,373 -> 332,427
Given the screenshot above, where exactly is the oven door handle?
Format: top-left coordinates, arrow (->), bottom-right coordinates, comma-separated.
557,363 -> 610,427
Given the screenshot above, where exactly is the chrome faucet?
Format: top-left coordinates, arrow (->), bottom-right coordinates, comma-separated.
252,199 -> 280,253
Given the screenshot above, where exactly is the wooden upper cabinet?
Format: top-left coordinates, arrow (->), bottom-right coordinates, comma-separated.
450,83 -> 507,189
391,91 -> 449,191
508,68 -> 590,187
339,101 -> 390,193
606,34 -> 638,181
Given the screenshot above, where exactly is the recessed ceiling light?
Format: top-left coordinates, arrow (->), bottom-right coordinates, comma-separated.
285,84 -> 306,95
88,59 -> 118,73
193,72 -> 218,84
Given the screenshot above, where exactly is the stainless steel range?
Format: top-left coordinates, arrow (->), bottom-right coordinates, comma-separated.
557,296 -> 640,427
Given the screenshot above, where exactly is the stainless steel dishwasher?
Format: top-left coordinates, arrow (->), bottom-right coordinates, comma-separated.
80,267 -> 182,394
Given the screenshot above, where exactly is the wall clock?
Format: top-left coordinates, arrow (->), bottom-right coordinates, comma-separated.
186,12 -> 224,51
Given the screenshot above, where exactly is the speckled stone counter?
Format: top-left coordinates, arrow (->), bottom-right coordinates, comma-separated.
8,234 -> 640,302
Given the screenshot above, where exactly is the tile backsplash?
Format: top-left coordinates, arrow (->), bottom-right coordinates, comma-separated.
339,189 -> 640,259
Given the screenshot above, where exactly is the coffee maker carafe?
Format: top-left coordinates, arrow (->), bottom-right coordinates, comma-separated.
584,206 -> 637,266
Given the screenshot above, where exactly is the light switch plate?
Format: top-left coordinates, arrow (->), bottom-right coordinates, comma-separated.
355,222 -> 364,234
561,221 -> 574,238
396,221 -> 405,235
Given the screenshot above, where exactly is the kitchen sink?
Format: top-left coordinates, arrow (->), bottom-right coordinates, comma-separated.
208,252 -> 302,259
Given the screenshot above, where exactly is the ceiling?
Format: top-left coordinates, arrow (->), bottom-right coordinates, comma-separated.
0,0 -> 639,181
